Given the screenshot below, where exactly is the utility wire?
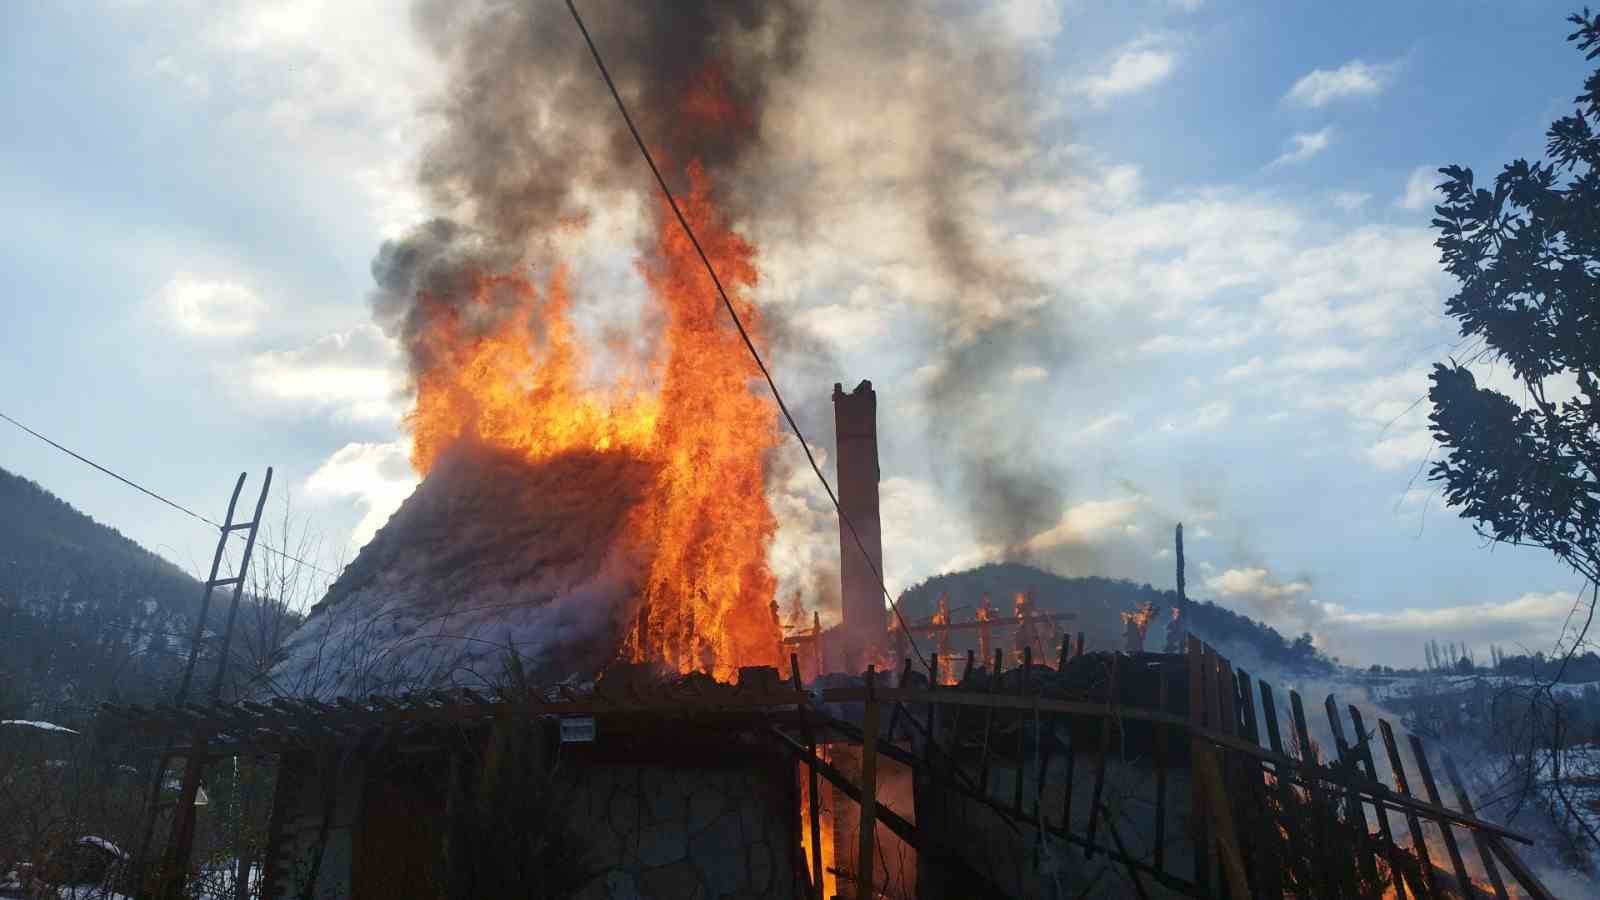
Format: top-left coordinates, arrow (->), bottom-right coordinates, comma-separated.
0,409 -> 336,578
565,0 -> 929,672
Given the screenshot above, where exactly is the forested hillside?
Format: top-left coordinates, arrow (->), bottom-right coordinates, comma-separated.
898,562 -> 1333,674
1,467 -> 212,722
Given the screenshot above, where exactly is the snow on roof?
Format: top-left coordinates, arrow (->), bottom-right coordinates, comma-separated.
76,835 -> 127,859
1,719 -> 79,734
265,444 -> 657,700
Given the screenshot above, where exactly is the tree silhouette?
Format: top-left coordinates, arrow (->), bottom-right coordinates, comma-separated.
1428,10 -> 1600,651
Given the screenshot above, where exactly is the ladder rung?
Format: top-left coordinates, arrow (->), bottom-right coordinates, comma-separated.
226,522 -> 256,532
208,577 -> 242,588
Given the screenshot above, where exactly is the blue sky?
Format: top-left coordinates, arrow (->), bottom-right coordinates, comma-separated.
1,1 -> 1593,666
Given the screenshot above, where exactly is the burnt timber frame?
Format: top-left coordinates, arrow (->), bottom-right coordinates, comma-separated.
102,638 -> 1553,900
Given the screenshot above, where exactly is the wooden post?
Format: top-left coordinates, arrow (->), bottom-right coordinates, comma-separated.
977,650 -> 1002,797
157,737 -> 209,900
1186,636 -> 1211,892
1379,719 -> 1438,900
1085,653 -> 1119,858
1325,696 -> 1379,894
856,666 -> 880,900
1260,679 -> 1309,896
1195,745 -> 1251,900
814,611 -> 824,677
1074,631 -> 1086,659
1439,751 -> 1509,900
1348,706 -> 1410,900
1153,668 -> 1169,872
1408,735 -> 1474,900
792,654 -> 824,900
1015,646 -> 1031,813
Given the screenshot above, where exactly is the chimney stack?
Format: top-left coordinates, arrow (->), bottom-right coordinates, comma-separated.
833,380 -> 887,669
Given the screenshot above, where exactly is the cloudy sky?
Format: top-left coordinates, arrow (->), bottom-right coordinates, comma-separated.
2,1 -> 1593,667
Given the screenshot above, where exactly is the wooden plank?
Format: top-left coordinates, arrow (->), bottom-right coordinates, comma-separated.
977,650 -> 1002,797
1439,750 -> 1509,900
1379,718 -> 1438,900
856,667 -> 879,900
1195,744 -> 1251,900
1348,705 -> 1410,900
1485,836 -> 1557,900
1153,668 -> 1169,872
792,654 -> 824,900
1260,680 -> 1309,898
1236,669 -> 1260,744
1015,647 -> 1031,813
1084,653 -> 1119,859
1408,735 -> 1474,900
1236,669 -> 1281,900
1326,695 -> 1380,896
1187,636 -> 1211,892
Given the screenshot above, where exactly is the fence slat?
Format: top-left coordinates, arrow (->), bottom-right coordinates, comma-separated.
1379,718 -> 1438,900
1325,695 -> 1380,896
1153,667 -> 1169,872
1408,735 -> 1475,900
1438,750 -> 1509,900
1348,705 -> 1410,900
1237,669 -> 1285,899
1188,636 -> 1212,892
1085,653 -> 1119,859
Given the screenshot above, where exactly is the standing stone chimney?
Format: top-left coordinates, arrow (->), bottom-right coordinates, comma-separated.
833,380 -> 887,669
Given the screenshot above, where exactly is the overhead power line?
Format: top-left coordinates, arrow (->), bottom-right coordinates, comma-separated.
0,409 -> 335,578
565,0 -> 929,672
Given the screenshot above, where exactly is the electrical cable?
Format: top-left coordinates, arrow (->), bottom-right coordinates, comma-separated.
0,409 -> 335,577
564,0 -> 929,672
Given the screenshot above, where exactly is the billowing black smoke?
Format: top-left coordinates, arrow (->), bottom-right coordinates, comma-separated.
374,0 -> 809,374
375,0 -> 1069,572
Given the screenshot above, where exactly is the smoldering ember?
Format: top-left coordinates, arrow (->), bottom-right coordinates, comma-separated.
4,4 -> 1600,900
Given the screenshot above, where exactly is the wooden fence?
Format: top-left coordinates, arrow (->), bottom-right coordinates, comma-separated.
782,635 -> 1555,900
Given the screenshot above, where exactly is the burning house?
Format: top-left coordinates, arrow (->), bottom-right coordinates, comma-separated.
93,3 -> 1561,897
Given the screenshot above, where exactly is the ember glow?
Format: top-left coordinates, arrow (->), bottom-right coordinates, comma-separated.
403,158 -> 781,679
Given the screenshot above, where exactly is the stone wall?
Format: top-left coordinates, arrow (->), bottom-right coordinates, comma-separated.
565,752 -> 801,900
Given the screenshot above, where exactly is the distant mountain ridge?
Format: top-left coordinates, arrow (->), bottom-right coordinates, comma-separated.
0,467 -> 208,721
898,562 -> 1333,674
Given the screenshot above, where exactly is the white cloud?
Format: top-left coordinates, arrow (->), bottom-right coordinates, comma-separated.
1206,566 -> 1310,599
245,325 -> 405,422
1222,357 -> 1265,382
1364,428 -> 1433,471
1010,364 -> 1049,384
1398,165 -> 1443,210
1023,496 -> 1147,552
1075,35 -> 1178,105
1271,128 -> 1334,166
159,274 -> 266,337
1316,590 -> 1584,665
1169,0 -> 1205,11
988,0 -> 1066,44
305,440 -> 419,550
1286,60 -> 1393,107
1278,345 -> 1366,372
1075,412 -> 1129,438
1332,191 -> 1370,211
1193,401 -> 1231,429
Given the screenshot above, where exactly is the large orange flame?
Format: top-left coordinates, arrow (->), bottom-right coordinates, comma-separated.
404,160 -> 781,680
